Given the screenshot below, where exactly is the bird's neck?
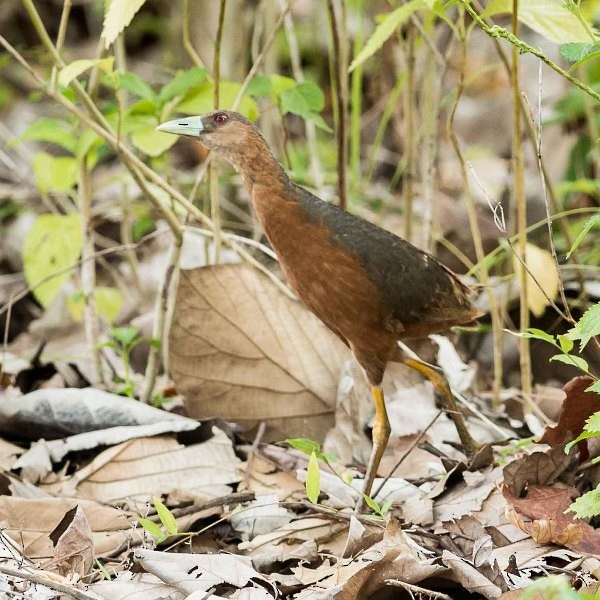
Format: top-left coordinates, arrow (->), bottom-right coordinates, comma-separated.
224,130 -> 290,196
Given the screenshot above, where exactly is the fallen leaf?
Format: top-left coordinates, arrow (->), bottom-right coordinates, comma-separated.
40,427 -> 242,503
540,376 -> 600,446
170,264 -> 349,441
49,505 -> 94,577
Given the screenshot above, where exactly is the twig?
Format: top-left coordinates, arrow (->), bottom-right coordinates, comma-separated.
386,579 -> 453,600
327,0 -> 348,210
243,421 -> 266,488
183,0 -> 206,69
459,0 -> 600,102
0,564 -> 102,600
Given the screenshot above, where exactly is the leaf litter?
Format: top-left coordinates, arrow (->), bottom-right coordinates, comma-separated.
1,263 -> 600,599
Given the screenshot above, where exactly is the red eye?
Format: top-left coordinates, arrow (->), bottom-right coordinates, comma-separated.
214,113 -> 228,124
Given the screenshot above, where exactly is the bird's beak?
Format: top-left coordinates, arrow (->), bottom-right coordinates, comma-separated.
156,116 -> 204,137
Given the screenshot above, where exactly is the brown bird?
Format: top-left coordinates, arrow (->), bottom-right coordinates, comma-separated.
157,111 -> 483,507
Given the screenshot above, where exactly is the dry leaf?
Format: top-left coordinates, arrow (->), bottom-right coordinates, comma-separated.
512,242 -> 559,317
49,505 -> 94,577
40,427 -> 241,503
0,496 -> 140,559
442,550 -> 505,598
170,264 -> 349,441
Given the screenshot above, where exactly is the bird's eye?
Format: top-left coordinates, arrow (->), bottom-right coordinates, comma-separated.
213,113 -> 228,125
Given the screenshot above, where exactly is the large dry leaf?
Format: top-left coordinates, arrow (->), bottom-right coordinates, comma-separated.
170,264 -> 349,441
40,427 -> 241,503
0,497 -> 140,559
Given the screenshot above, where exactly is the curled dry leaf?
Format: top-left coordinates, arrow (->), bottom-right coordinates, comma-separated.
49,505 -> 94,577
170,264 -> 349,441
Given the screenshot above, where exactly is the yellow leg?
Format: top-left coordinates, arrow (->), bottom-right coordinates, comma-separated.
402,356 -> 477,456
355,385 -> 390,513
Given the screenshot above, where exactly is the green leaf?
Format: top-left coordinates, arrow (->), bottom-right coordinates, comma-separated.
114,71 -> 156,101
102,0 -> 148,48
550,353 -> 589,373
177,81 -> 258,120
576,302 -> 600,350
19,118 -> 77,154
158,67 -> 208,104
520,574 -> 584,600
132,215 -> 156,242
32,152 -> 78,193
564,429 -> 597,454
484,0 -> 594,43
349,0 -> 427,72
137,517 -> 164,540
560,42 -> 596,63
295,82 -> 324,112
586,380 -> 600,394
584,411 -> 600,433
284,438 -> 321,457
58,57 -> 114,88
110,326 -> 140,347
566,214 -> 600,259
247,75 -> 273,97
508,328 -> 555,344
567,485 -> 600,519
23,214 -> 82,307
268,74 -> 296,97
558,334 -> 574,353
280,83 -> 331,130
153,496 -> 178,535
131,124 -> 178,156
68,287 -> 124,324
305,451 -> 321,504
363,494 -> 381,514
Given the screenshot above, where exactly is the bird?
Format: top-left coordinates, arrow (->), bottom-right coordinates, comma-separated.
157,110 -> 484,509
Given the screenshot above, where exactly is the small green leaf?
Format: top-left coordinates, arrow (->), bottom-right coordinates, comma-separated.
549,353 -> 589,373
586,380 -> 600,394
363,494 -> 381,514
153,496 -> 178,536
567,484 -> 600,519
560,42 -> 595,63
68,287 -> 124,324
177,81 -> 258,120
110,326 -> 140,347
102,0 -> 148,48
558,334 -> 574,353
23,214 -> 82,307
576,302 -> 600,350
584,411 -> 600,433
508,328 -> 555,344
285,438 -> 321,457
131,124 -> 179,156
349,0 -> 427,72
566,214 -> 600,259
295,82 -> 325,112
247,75 -> 273,97
32,152 -> 78,194
132,215 -> 156,242
114,71 -> 156,101
137,517 -> 164,540
59,57 -> 114,88
306,451 -> 321,504
158,67 -> 208,104
19,118 -> 77,153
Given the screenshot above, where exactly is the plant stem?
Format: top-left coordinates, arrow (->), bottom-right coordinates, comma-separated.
327,0 -> 348,210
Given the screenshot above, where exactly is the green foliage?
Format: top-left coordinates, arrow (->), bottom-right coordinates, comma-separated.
483,0 -> 594,43
568,484 -> 600,519
521,575 -> 585,600
67,287 -> 124,324
560,42 -> 600,69
306,451 -> 321,504
363,495 -> 392,520
32,152 -> 78,194
568,302 -> 600,350
102,0 -> 149,48
58,57 -> 114,88
349,0 -> 429,72
178,81 -> 258,120
23,214 -> 83,307
566,214 -> 600,259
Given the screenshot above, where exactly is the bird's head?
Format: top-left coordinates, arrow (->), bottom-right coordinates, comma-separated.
157,110 -> 255,159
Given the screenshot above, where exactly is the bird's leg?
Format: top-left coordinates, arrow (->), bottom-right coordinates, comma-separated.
401,355 -> 477,457
355,385 -> 391,513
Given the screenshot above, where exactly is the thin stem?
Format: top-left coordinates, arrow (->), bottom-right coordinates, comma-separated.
402,24 -> 416,242
511,0 -> 532,399
327,0 -> 348,210
349,0 -> 365,197
182,0 -> 205,68
459,0 -> 600,103
50,0 -> 71,90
